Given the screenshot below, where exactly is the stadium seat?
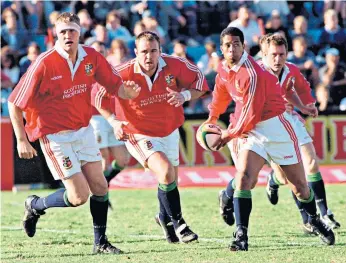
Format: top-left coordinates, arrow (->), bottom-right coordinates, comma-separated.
186,46 -> 206,63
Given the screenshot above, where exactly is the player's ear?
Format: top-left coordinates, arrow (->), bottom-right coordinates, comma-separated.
134,48 -> 138,56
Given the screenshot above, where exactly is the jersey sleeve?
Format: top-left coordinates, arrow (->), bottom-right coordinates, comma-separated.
94,52 -> 123,97
208,74 -> 232,118
177,58 -> 209,92
227,71 -> 266,138
293,68 -> 315,105
8,58 -> 45,110
91,83 -> 112,111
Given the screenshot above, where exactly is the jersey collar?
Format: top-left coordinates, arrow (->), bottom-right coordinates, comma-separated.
54,41 -> 87,61
261,58 -> 290,85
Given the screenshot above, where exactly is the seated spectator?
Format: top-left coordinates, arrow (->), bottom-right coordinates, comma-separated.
171,38 -> 194,63
228,0 -> 257,22
197,40 -> 217,74
73,0 -> 95,19
287,36 -> 319,88
314,83 -> 337,113
106,10 -> 132,44
46,11 -> 59,50
19,42 -> 41,77
77,9 -> 93,43
320,9 -> 346,60
94,1 -> 130,23
228,6 -> 262,55
290,16 -> 314,48
1,46 -> 20,85
265,10 -> 292,50
133,21 -> 146,37
323,0 -> 345,28
1,7 -> 28,55
287,1 -> 309,24
85,24 -> 111,48
318,48 -> 346,106
141,10 -> 167,45
161,1 -> 198,41
255,0 -> 290,25
90,41 -> 107,57
107,39 -> 131,67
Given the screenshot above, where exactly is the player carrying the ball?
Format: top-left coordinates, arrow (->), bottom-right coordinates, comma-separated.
203,27 -> 335,251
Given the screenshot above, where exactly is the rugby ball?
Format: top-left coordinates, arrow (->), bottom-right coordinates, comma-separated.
196,123 -> 222,151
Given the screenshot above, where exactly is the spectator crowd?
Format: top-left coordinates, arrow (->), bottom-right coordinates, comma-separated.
1,0 -> 346,116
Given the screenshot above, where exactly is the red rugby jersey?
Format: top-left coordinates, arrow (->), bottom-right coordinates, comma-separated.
107,54 -> 209,137
8,43 -> 123,141
208,52 -> 286,139
258,59 -> 315,105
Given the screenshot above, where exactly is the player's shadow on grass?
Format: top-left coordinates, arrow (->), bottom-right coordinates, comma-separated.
129,244 -> 222,255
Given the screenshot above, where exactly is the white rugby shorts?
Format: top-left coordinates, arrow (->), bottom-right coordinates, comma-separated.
39,125 -> 102,180
228,112 -> 302,166
125,129 -> 180,168
90,115 -> 124,149
291,111 -> 313,146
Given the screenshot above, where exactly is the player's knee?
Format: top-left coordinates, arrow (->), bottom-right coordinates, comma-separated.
91,178 -> 108,196
294,183 -> 309,199
250,177 -> 258,189
116,154 -> 130,168
235,172 -> 253,190
69,193 -> 89,206
305,158 -> 319,174
158,166 -> 175,184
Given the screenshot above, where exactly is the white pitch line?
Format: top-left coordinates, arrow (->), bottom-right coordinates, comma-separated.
1,226 -> 227,243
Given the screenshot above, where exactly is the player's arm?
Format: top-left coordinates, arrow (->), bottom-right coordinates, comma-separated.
284,76 -> 314,115
285,91 -> 318,117
7,59 -> 44,159
206,74 -> 232,124
94,52 -> 141,100
167,58 -> 209,107
8,102 -> 37,159
294,68 -> 316,105
99,107 -> 129,141
91,83 -> 129,141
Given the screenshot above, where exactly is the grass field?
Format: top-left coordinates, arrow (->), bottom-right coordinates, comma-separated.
1,185 -> 345,263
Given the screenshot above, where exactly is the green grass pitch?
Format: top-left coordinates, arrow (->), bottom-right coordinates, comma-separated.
1,185 -> 345,263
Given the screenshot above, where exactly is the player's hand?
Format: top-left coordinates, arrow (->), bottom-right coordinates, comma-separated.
302,103 -> 318,118
166,87 -> 185,107
123,81 -> 141,99
17,139 -> 37,159
211,129 -> 232,150
111,120 -> 129,141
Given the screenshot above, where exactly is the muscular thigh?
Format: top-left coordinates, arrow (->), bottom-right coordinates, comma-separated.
82,161 -> 108,196
236,150 -> 266,190
280,162 -> 307,186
